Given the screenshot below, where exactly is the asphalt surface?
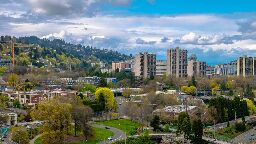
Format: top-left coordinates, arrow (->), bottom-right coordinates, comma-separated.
208,116 -> 253,131
231,126 -> 256,144
93,124 -> 126,144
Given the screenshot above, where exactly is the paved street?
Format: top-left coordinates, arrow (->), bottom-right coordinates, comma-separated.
208,116 -> 253,131
93,124 -> 126,144
231,126 -> 256,144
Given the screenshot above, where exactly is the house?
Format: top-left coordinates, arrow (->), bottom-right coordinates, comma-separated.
106,78 -> 117,84
76,76 -> 101,85
0,110 -> 17,126
0,78 -> 7,91
153,105 -> 198,116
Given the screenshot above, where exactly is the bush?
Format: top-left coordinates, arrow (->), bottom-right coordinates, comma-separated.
235,122 -> 246,132
163,124 -> 170,132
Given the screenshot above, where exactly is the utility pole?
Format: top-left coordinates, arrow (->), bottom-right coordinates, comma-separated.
213,120 -> 216,139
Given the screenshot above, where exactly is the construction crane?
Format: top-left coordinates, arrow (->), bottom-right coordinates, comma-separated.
10,41 -> 38,68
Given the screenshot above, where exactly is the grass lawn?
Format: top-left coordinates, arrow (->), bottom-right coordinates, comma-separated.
96,119 -> 141,135
34,137 -> 42,144
34,127 -> 113,144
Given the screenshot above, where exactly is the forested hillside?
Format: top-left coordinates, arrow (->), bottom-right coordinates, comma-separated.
17,36 -> 131,64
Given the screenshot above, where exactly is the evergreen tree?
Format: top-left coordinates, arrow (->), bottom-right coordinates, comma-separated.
99,78 -> 107,87
191,119 -> 203,144
177,112 -> 191,140
98,93 -> 106,111
150,115 -> 160,132
244,84 -> 254,99
188,76 -> 197,87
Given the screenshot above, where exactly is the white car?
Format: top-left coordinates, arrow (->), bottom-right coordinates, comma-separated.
108,136 -> 113,141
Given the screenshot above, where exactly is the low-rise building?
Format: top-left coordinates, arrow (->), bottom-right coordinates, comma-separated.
106,78 -> 117,84
153,105 -> 198,116
0,110 -> 17,126
0,59 -> 11,67
112,61 -> 131,72
76,76 -> 101,85
0,78 -> 7,91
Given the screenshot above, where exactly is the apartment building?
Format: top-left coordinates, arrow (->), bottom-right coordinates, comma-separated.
132,52 -> 156,79
237,55 -> 256,77
112,61 -> 131,72
206,66 -> 215,77
156,60 -> 167,76
167,47 -> 188,77
187,55 -> 206,77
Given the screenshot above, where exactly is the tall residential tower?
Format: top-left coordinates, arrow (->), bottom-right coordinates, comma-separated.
167,47 -> 188,77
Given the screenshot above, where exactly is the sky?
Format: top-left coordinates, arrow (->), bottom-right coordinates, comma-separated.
1,0 -> 256,65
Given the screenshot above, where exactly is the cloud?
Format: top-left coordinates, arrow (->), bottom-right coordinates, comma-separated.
135,38 -> 156,45
177,32 -> 234,45
161,37 -> 169,43
27,0 -> 94,16
1,3 -> 256,65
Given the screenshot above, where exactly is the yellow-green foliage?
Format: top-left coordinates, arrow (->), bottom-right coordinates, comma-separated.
244,98 -> 256,114
181,86 -> 196,95
95,87 -> 117,110
0,66 -> 8,74
11,127 -> 30,144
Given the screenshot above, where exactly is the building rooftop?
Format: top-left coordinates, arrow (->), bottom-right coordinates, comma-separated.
153,105 -> 197,114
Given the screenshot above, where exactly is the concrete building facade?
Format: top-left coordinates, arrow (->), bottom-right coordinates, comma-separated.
237,55 -> 256,77
156,60 -> 167,76
132,52 -> 156,79
167,47 -> 188,77
187,55 -> 206,77
112,61 -> 131,72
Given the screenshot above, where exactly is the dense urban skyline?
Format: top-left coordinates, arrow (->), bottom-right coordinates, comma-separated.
1,0 -> 256,65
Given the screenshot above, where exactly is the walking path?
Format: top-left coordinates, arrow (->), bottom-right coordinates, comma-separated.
29,134 -> 42,144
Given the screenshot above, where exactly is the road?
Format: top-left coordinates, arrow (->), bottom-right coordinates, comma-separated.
208,116 -> 253,131
231,126 -> 256,144
93,124 -> 126,144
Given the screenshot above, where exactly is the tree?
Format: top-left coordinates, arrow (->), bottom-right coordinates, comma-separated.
41,130 -> 64,144
122,88 -> 132,98
181,86 -> 196,95
95,87 -> 117,110
188,76 -> 197,87
13,99 -> 21,108
98,93 -> 106,111
182,117 -> 191,140
31,99 -> 72,143
191,119 -> 203,143
177,112 -> 191,139
99,78 -> 107,87
7,73 -> 19,87
72,105 -> 93,139
0,94 -> 9,108
244,98 -> 256,114
0,115 -> 8,126
11,127 -> 30,144
244,84 -> 254,99
150,115 -> 161,132
24,79 -> 34,91
0,66 -> 8,74
81,84 -> 97,93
